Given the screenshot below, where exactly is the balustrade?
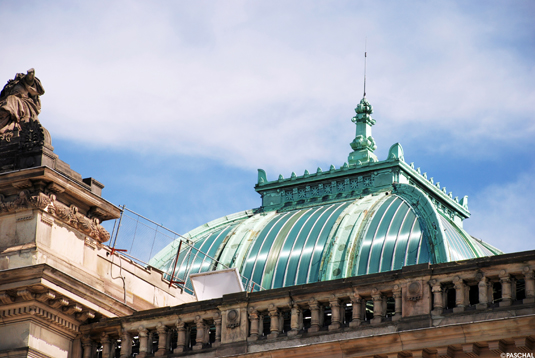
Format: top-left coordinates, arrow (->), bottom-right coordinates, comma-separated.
80,258 -> 535,357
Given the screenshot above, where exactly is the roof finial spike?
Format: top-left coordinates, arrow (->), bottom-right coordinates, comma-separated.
363,38 -> 367,98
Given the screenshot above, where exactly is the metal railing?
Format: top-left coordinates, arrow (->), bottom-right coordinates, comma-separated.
105,206 -> 264,295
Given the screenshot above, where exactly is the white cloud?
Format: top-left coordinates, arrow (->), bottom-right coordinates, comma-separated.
464,167 -> 535,253
0,0 -> 534,175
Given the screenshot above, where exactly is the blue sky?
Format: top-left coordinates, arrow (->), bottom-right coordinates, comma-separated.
1,0 -> 534,255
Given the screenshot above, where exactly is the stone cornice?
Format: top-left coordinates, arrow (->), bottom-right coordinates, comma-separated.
0,166 -> 120,221
0,264 -> 136,317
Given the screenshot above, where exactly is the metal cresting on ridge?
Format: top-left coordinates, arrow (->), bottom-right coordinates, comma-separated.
500,354 -> 535,358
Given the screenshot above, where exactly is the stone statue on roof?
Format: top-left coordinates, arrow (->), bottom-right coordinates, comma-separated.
0,68 -> 45,133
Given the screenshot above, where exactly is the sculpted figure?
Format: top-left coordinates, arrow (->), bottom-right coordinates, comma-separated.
0,68 -> 45,133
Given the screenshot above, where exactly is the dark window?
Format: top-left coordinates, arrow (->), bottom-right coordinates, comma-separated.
469,285 -> 479,305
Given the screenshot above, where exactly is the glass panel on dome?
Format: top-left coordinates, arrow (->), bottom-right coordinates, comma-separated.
307,202 -> 351,284
198,225 -> 236,273
472,239 -> 496,256
379,200 -> 410,272
188,227 -> 231,276
392,209 -> 416,270
439,215 -> 477,261
257,210 -> 308,289
368,197 -> 404,274
356,196 -> 396,275
174,235 -> 208,281
270,207 -> 319,289
405,219 -> 422,266
283,205 -> 333,287
417,231 -> 431,264
295,203 -> 345,286
241,212 -> 293,282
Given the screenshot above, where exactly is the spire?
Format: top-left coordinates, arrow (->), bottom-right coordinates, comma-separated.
363,39 -> 367,98
348,48 -> 378,166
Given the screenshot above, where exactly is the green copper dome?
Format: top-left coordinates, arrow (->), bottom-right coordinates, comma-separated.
149,97 -> 503,293
149,185 -> 501,293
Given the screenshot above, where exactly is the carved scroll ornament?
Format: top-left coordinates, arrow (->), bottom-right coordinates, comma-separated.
0,190 -> 110,243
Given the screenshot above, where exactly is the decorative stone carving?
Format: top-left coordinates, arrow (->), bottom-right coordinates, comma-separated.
17,289 -> 35,301
226,309 -> 240,329
0,68 -> 45,133
49,298 -> 69,309
76,310 -> 95,322
63,304 -> 83,315
0,291 -> 15,304
407,281 -> 422,301
37,291 -> 55,302
0,188 -> 111,242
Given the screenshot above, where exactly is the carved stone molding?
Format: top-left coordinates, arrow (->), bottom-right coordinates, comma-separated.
0,303 -> 80,333
17,289 -> 35,301
0,291 -> 15,304
0,188 -> 111,243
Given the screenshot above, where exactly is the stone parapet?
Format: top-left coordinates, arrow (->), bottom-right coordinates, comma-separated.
79,250 -> 535,357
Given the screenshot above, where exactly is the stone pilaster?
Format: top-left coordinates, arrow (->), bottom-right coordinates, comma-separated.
248,308 -> 259,341
453,276 -> 467,313
213,311 -> 222,347
288,303 -> 302,337
174,319 -> 186,353
308,298 -> 321,332
267,304 -> 280,339
328,296 -> 342,331
155,322 -> 168,356
137,327 -> 148,358
193,316 -> 206,351
119,329 -> 131,358
82,335 -> 93,358
476,273 -> 489,309
499,270 -> 512,307
393,285 -> 402,321
371,289 -> 384,325
100,333 -> 111,358
349,293 -> 363,327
